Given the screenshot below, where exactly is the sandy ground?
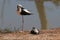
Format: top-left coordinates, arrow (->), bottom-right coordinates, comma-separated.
0,28 -> 60,40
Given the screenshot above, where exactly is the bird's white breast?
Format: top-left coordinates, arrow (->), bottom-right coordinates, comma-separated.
19,8 -> 22,13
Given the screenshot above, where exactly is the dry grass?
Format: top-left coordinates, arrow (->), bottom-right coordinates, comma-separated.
0,28 -> 60,40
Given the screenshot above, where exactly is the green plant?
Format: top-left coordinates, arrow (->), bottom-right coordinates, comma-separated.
4,27 -> 12,33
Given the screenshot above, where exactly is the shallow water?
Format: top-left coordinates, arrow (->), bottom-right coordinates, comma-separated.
0,0 -> 60,31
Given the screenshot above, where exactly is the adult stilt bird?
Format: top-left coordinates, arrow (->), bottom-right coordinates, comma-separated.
17,4 -> 32,15
16,4 -> 32,31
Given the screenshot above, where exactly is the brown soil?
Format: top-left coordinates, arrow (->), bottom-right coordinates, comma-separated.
0,28 -> 60,40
